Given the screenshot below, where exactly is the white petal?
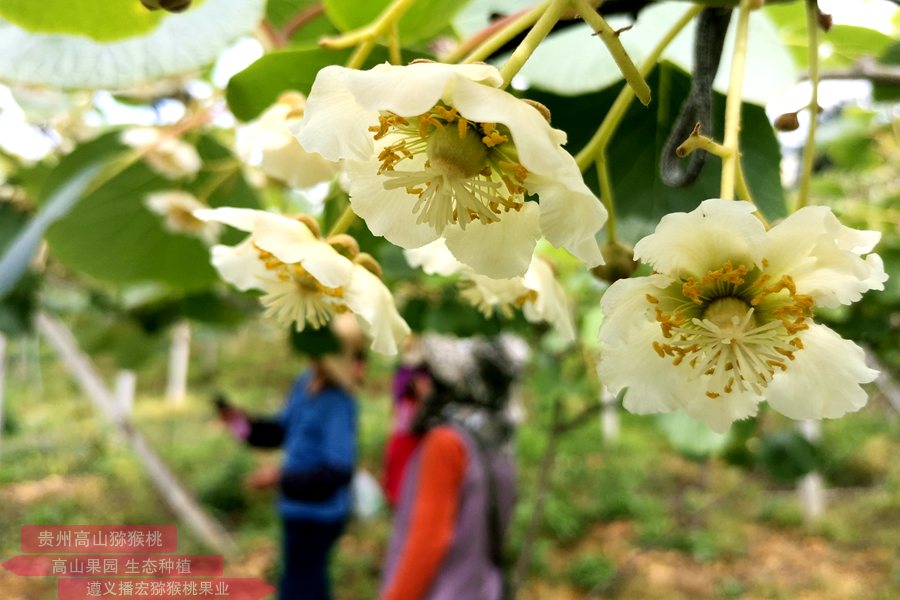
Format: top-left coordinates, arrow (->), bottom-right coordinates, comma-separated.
404,239 -> 464,277
764,206 -> 887,308
598,319 -> 685,415
291,65 -> 379,162
291,242 -> 355,290
345,159 -> 439,249
449,76 -> 569,168
678,389 -> 761,434
293,62 -> 502,162
194,207 -> 266,232
598,273 -> 673,344
522,257 -> 575,342
210,240 -> 274,292
633,199 -> 767,279
532,173 -> 606,267
444,201 -> 541,278
258,142 -> 338,189
467,273 -> 528,307
343,265 -> 411,355
766,324 -> 877,420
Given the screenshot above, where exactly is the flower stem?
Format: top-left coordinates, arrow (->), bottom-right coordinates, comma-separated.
388,21 -> 403,65
572,0 -> 651,106
346,39 -> 377,69
497,0 -> 570,89
575,4 -> 702,171
327,205 -> 358,237
720,0 -> 753,201
454,1 -> 550,65
677,131 -> 769,226
195,163 -> 240,203
797,0 -> 819,210
595,152 -> 617,244
322,0 -> 418,67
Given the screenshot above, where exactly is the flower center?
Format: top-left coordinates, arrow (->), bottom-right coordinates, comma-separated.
426,124 -> 488,179
646,260 -> 815,399
369,104 -> 528,232
255,248 -> 347,330
702,297 -> 754,333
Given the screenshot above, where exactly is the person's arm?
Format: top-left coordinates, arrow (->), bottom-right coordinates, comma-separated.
380,428 -> 468,600
279,391 -> 357,502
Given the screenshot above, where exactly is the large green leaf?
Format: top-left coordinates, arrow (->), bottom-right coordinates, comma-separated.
226,44 -> 430,121
324,0 -> 471,45
0,0 -> 165,42
0,165 -> 102,297
766,3 -> 893,70
45,134 -> 260,292
530,63 -> 786,244
226,46 -> 351,121
0,0 -> 264,88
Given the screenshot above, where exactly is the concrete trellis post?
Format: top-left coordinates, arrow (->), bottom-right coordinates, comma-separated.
797,419 -> 826,523
115,370 -> 136,414
166,321 -> 191,405
600,385 -> 620,446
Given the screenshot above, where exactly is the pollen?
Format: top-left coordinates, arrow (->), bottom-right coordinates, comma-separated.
647,259 -> 816,400
371,104 -> 529,232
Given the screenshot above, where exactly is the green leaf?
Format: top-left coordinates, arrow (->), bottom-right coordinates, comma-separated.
323,0 -> 471,45
767,3 -> 892,70
0,272 -> 38,337
530,63 -> 786,244
0,164 -> 102,297
823,25 -> 893,68
289,325 -> 340,357
656,411 -> 728,461
0,0 -> 165,42
0,0 -> 265,88
226,46 -> 351,121
874,42 -> 900,102
758,429 -> 820,483
75,315 -> 163,369
44,134 -> 260,292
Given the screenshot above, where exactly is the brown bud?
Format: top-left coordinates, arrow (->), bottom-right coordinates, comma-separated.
140,0 -> 193,13
523,99 -> 552,124
409,59 -> 435,65
773,112 -> 800,132
327,234 -> 360,259
817,9 -> 833,32
354,253 -> 383,278
293,214 -> 321,238
590,242 -> 638,284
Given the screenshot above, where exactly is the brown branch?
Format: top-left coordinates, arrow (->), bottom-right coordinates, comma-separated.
282,4 -> 326,41
813,58 -> 900,87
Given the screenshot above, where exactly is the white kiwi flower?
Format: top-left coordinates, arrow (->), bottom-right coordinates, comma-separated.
144,191 -> 221,244
235,92 -> 338,188
405,239 -> 575,342
195,207 -> 410,355
598,199 -> 887,432
121,127 -> 201,180
292,61 -> 606,279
